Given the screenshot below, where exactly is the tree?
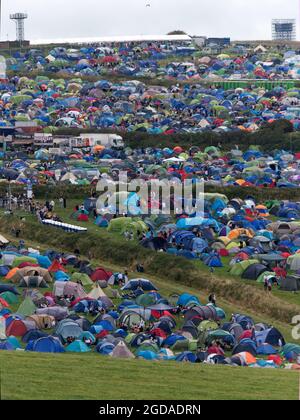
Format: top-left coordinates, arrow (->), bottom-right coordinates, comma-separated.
167,30 -> 187,35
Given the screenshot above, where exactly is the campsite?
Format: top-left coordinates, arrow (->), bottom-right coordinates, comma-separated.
2,0 -> 300,402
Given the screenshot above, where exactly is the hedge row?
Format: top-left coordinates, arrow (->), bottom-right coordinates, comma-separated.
1,183 -> 300,202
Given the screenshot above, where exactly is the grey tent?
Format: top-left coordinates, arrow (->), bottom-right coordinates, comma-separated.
184,305 -> 218,323
19,276 -> 48,288
181,320 -> 199,339
36,306 -> 69,320
280,276 -> 300,292
241,263 -> 268,280
11,267 -> 52,284
229,323 -> 244,342
111,341 -> 135,359
55,319 -> 83,343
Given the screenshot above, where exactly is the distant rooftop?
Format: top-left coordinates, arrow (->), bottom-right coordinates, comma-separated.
31,34 -> 192,45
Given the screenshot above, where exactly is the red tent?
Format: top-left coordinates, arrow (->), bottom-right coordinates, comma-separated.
96,330 -> 109,339
77,214 -> 89,222
6,319 -> 28,337
149,328 -> 167,339
18,262 -> 39,269
91,268 -> 113,282
48,260 -> 66,273
0,297 -> 9,308
218,249 -> 229,257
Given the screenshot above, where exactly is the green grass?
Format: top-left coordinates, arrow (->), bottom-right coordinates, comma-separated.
1,352 -> 299,400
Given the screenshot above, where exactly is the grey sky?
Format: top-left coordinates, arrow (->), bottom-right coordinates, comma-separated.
1,0 -> 299,42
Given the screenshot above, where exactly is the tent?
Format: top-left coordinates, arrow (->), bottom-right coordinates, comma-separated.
280,276 -> 300,291
122,279 -> 158,291
230,259 -> 259,276
16,296 -> 36,317
65,339 -> 91,352
257,344 -> 277,355
232,339 -> 257,356
19,276 -> 48,288
91,268 -> 113,282
241,263 -> 268,280
6,319 -> 29,337
255,327 -> 285,347
55,319 -> 83,343
26,336 -> 65,353
110,341 -> 135,358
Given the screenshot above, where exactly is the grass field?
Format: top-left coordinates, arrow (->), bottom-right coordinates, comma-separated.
1,352 -> 299,400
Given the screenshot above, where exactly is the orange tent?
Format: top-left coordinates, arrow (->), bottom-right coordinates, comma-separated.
93,145 -> 105,153
228,228 -> 254,240
237,352 -> 257,365
5,267 -> 19,281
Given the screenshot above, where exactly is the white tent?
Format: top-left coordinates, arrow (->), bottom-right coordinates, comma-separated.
0,234 -> 9,245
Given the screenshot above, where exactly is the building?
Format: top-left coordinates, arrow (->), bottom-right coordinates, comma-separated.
272,19 -> 296,41
206,37 -> 231,47
192,36 -> 207,47
31,34 -> 192,45
0,40 -> 30,49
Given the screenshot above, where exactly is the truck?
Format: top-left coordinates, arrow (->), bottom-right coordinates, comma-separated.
78,133 -> 124,150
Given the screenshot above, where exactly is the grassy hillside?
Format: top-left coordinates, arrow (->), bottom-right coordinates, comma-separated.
1,231 -> 300,400
1,207 -> 299,327
1,352 -> 298,400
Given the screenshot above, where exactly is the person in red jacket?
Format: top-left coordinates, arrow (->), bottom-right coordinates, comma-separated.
207,341 -> 225,356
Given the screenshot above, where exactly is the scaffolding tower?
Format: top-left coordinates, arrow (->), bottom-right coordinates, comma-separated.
272,19 -> 296,41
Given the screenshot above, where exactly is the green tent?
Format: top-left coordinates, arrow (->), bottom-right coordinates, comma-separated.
71,272 -> 93,286
256,271 -> 276,284
12,256 -> 38,268
230,259 -> 259,276
206,329 -> 234,344
283,343 -> 300,356
171,339 -> 190,353
108,217 -> 148,237
16,296 -> 36,317
198,320 -> 218,332
136,294 -> 156,307
0,291 -> 18,304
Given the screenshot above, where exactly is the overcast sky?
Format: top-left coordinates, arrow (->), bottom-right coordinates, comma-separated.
1,0 -> 299,42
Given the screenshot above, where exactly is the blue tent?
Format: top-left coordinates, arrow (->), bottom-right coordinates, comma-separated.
0,266 -> 10,276
255,328 -> 285,347
177,293 -> 200,306
95,216 -> 109,228
54,271 -> 70,281
22,329 -> 49,343
137,350 -> 157,360
257,344 -> 277,355
232,339 -> 257,356
96,342 -> 115,355
176,351 -> 197,363
0,341 -> 15,351
65,340 -> 91,352
26,336 -> 65,353
163,334 -> 186,347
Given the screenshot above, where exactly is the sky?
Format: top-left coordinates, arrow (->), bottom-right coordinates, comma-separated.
0,0 -> 299,43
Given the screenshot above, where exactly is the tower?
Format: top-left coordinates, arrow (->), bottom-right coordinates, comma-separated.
10,12 -> 28,42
